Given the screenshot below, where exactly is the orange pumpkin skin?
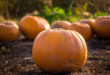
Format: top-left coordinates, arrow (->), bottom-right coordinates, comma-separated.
92,16 -> 110,38
80,19 -> 95,28
51,21 -> 71,30
69,22 -> 92,40
20,16 -> 50,39
32,29 -> 87,73
0,21 -> 19,41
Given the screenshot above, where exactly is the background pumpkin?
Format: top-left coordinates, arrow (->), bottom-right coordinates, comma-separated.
80,19 -> 95,28
51,21 -> 71,30
68,22 -> 92,40
0,21 -> 19,41
20,16 -> 50,40
32,29 -> 87,73
92,16 -> 110,38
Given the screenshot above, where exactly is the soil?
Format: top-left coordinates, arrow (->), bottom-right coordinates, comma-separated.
0,36 -> 110,75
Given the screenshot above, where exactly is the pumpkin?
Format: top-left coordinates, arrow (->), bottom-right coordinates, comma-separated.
92,16 -> 110,38
32,29 -> 87,73
68,22 -> 92,40
51,21 -> 71,30
0,21 -> 19,41
80,19 -> 95,28
20,16 -> 50,39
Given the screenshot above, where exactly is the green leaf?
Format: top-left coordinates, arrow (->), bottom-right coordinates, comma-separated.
53,7 -> 65,15
44,5 -> 52,16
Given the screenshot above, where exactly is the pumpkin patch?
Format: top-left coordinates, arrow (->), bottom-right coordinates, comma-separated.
0,0 -> 110,74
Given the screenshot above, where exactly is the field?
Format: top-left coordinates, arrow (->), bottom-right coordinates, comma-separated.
0,0 -> 110,75
0,34 -> 110,75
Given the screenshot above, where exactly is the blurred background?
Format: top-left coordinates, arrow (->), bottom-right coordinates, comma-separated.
0,0 -> 109,24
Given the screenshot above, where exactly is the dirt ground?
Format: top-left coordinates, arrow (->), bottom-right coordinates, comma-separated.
0,36 -> 110,75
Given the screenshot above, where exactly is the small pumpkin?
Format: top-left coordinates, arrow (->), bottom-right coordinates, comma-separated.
51,21 -> 71,30
32,29 -> 87,73
0,21 -> 19,41
92,16 -> 110,38
20,16 -> 50,39
68,22 -> 92,40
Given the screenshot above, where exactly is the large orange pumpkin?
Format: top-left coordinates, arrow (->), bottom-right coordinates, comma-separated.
32,29 -> 87,73
51,21 -> 71,30
92,16 -> 110,38
69,22 -> 92,40
20,16 -> 50,39
0,21 -> 19,41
